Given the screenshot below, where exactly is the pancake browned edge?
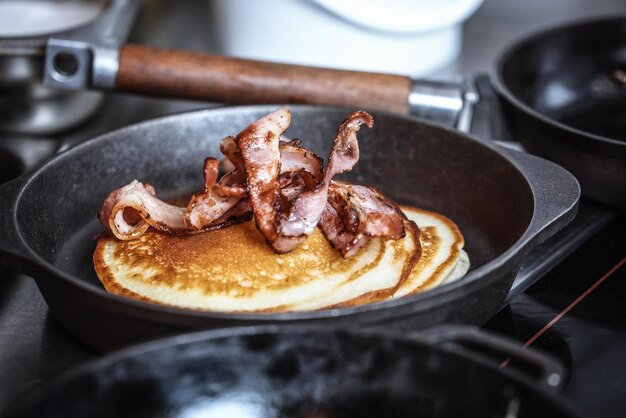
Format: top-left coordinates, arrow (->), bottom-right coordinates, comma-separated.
93,219 -> 420,312
324,221 -> 421,309
93,232 -> 161,305
392,206 -> 469,298
296,221 -> 421,311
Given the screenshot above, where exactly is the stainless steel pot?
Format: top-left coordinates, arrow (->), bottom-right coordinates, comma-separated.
0,0 -> 136,135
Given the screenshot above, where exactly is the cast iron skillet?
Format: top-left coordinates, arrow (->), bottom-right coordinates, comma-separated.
492,16 -> 626,207
4,325 -> 577,418
0,105 -> 579,351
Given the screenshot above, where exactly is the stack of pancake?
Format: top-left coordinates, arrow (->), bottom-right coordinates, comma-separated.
94,205 -> 469,312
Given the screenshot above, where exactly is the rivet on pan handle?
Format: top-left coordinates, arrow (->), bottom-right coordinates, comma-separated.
413,325 -> 567,392
44,0 -> 141,91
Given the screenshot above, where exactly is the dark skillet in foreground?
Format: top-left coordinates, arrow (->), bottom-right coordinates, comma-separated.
0,106 -> 579,351
4,326 -> 577,418
492,16 -> 626,207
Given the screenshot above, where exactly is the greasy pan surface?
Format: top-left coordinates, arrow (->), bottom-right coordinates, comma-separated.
0,105 -> 578,349
4,327 -> 576,418
493,17 -> 626,206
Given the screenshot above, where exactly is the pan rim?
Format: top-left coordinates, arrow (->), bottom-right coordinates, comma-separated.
492,14 -> 626,148
15,104 -> 534,321
0,0 -> 110,48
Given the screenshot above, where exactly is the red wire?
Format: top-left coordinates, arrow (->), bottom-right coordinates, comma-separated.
501,256 -> 626,368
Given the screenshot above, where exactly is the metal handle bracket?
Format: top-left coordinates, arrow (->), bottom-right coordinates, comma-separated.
408,78 -> 479,133
43,0 -> 140,91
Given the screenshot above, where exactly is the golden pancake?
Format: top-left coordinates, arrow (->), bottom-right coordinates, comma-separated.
94,206 -> 469,312
94,219 -> 419,312
391,206 -> 469,298
285,206 -> 469,307
282,221 -> 420,310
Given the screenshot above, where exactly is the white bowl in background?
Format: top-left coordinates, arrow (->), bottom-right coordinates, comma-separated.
209,0 -> 484,76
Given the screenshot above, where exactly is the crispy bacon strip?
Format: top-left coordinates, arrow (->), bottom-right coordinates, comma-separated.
98,108 -> 407,258
274,111 -> 374,253
236,108 -> 292,249
319,183 -> 405,257
236,109 -> 375,253
221,134 -> 323,187
279,138 -> 323,179
99,177 -> 251,240
98,182 -> 157,228
185,158 -> 246,229
100,159 -> 250,240
219,136 -> 246,184
99,180 -> 188,240
98,111 -> 323,241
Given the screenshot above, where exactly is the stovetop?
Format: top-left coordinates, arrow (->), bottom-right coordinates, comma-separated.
1,0 -> 626,416
487,213 -> 626,417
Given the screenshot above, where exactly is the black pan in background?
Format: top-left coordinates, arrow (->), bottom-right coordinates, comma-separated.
3,326 -> 578,418
0,105 -> 579,351
492,16 -> 626,207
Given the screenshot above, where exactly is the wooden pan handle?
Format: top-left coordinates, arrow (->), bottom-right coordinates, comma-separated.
116,45 -> 412,114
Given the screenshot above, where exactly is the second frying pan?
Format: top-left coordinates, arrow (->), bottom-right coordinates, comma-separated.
4,326 -> 576,418
491,16 -> 626,207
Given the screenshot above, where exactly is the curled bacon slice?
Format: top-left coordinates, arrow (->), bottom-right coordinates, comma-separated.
219,136 -> 246,184
236,109 -> 375,253
98,182 -> 157,228
185,158 -> 246,229
98,107 -> 407,258
99,176 -> 251,240
99,159 -> 250,240
223,133 -> 323,186
279,138 -> 323,179
319,182 -> 405,258
236,108 -> 291,249
99,180 -> 188,240
274,111 -> 375,252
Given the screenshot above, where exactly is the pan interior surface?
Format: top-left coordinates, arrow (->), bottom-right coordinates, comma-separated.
7,330 -> 573,418
500,18 -> 626,142
15,106 -> 533,306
